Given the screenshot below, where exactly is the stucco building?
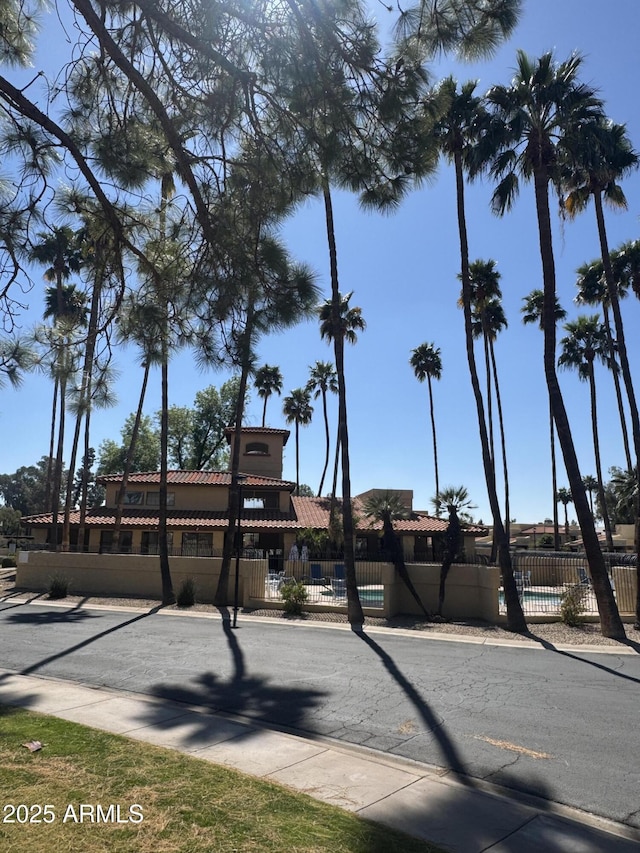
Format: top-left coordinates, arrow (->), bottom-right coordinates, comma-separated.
21,427 -> 484,560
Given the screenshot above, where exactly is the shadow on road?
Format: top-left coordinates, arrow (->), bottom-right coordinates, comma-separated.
353,627 -> 556,812
529,633 -> 640,685
133,609 -> 327,749
0,605 -> 164,685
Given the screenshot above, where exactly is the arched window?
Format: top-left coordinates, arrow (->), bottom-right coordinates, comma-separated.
245,441 -> 269,455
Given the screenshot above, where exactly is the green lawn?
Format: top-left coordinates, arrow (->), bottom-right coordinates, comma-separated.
0,706 -> 444,853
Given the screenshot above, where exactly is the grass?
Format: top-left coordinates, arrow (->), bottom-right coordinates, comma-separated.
0,706 -> 443,853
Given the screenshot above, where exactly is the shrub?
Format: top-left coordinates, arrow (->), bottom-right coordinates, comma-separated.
560,583 -> 587,627
48,574 -> 70,600
1,557 -> 16,568
280,579 -> 308,615
176,577 -> 197,607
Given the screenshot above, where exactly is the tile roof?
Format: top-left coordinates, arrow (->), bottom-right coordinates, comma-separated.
224,426 -> 290,444
22,497 -> 486,535
97,470 -> 296,488
21,508 -> 303,531
291,497 -> 486,535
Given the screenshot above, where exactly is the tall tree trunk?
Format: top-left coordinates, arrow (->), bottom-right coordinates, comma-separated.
295,420 -> 300,495
49,362 -> 67,552
588,366 -> 614,550
593,191 -> 640,628
551,404 -> 560,550
76,407 -> 91,551
215,319 -> 252,606
322,178 -> 363,627
427,375 -> 439,509
454,150 -> 526,632
490,341 -> 510,540
158,357 -> 174,604
113,363 -> 150,550
261,395 -> 268,428
62,273 -> 102,551
45,378 -> 58,511
535,168 -> 624,639
601,302 -> 632,470
383,516 -> 430,619
318,389 -> 330,498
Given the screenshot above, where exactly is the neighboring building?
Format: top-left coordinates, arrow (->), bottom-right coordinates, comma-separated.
20,427 -> 485,560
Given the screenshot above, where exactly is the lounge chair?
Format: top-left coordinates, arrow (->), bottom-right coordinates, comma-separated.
331,577 -> 347,601
513,570 -> 524,601
333,564 -> 345,580
303,564 -> 331,591
577,566 -> 591,587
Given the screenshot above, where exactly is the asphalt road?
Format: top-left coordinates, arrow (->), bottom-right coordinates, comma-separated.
1,601 -> 639,827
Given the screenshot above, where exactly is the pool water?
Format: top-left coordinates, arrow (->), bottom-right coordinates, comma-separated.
499,589 -> 563,609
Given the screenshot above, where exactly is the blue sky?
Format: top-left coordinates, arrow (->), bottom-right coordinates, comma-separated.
1,0 -> 639,525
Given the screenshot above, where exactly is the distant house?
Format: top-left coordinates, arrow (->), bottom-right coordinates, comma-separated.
21,427 -> 485,560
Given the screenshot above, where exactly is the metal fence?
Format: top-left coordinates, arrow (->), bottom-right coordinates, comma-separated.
252,560 -> 385,609
506,550 -> 637,616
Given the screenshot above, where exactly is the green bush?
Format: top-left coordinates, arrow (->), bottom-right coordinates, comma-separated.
48,574 -> 70,600
280,579 -> 308,615
176,577 -> 197,607
1,556 -> 16,568
560,583 -> 587,627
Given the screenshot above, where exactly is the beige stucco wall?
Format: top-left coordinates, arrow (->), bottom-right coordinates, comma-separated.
17,551 -> 246,604
230,432 -> 286,479
104,482 -> 229,511
387,562 -> 500,622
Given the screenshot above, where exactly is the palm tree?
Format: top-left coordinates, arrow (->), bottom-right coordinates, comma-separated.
306,360 -> 338,497
432,486 -> 476,616
362,491 -> 430,619
434,75 -> 526,632
556,487 -> 573,540
521,289 -> 567,551
562,118 -> 640,527
318,291 -> 366,511
582,475 -> 598,516
318,284 -> 367,627
41,283 -> 88,550
485,50 -> 624,638
558,315 -> 615,550
283,388 -> 313,496
465,259 -> 510,543
254,364 -> 283,428
575,258 -> 632,471
410,342 -> 442,512
213,272 -> 319,605
111,291 -> 166,551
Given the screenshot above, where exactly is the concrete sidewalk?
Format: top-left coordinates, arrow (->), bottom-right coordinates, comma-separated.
1,668 -> 638,852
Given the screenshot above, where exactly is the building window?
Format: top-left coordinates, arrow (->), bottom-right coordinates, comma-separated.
146,491 -> 175,506
243,492 -> 279,510
141,531 -> 173,555
245,441 -> 269,455
124,491 -> 144,505
181,532 -> 213,557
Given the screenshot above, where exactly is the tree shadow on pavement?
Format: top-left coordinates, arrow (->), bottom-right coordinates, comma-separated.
0,605 -> 164,685
4,598 -> 95,624
353,627 -> 556,811
528,632 -> 640,685
135,610 -> 327,748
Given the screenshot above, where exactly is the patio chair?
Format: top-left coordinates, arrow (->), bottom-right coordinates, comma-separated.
265,571 -> 286,597
304,563 -> 328,585
331,577 -> 347,601
333,564 -> 345,580
513,570 -> 524,602
577,566 -> 591,587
